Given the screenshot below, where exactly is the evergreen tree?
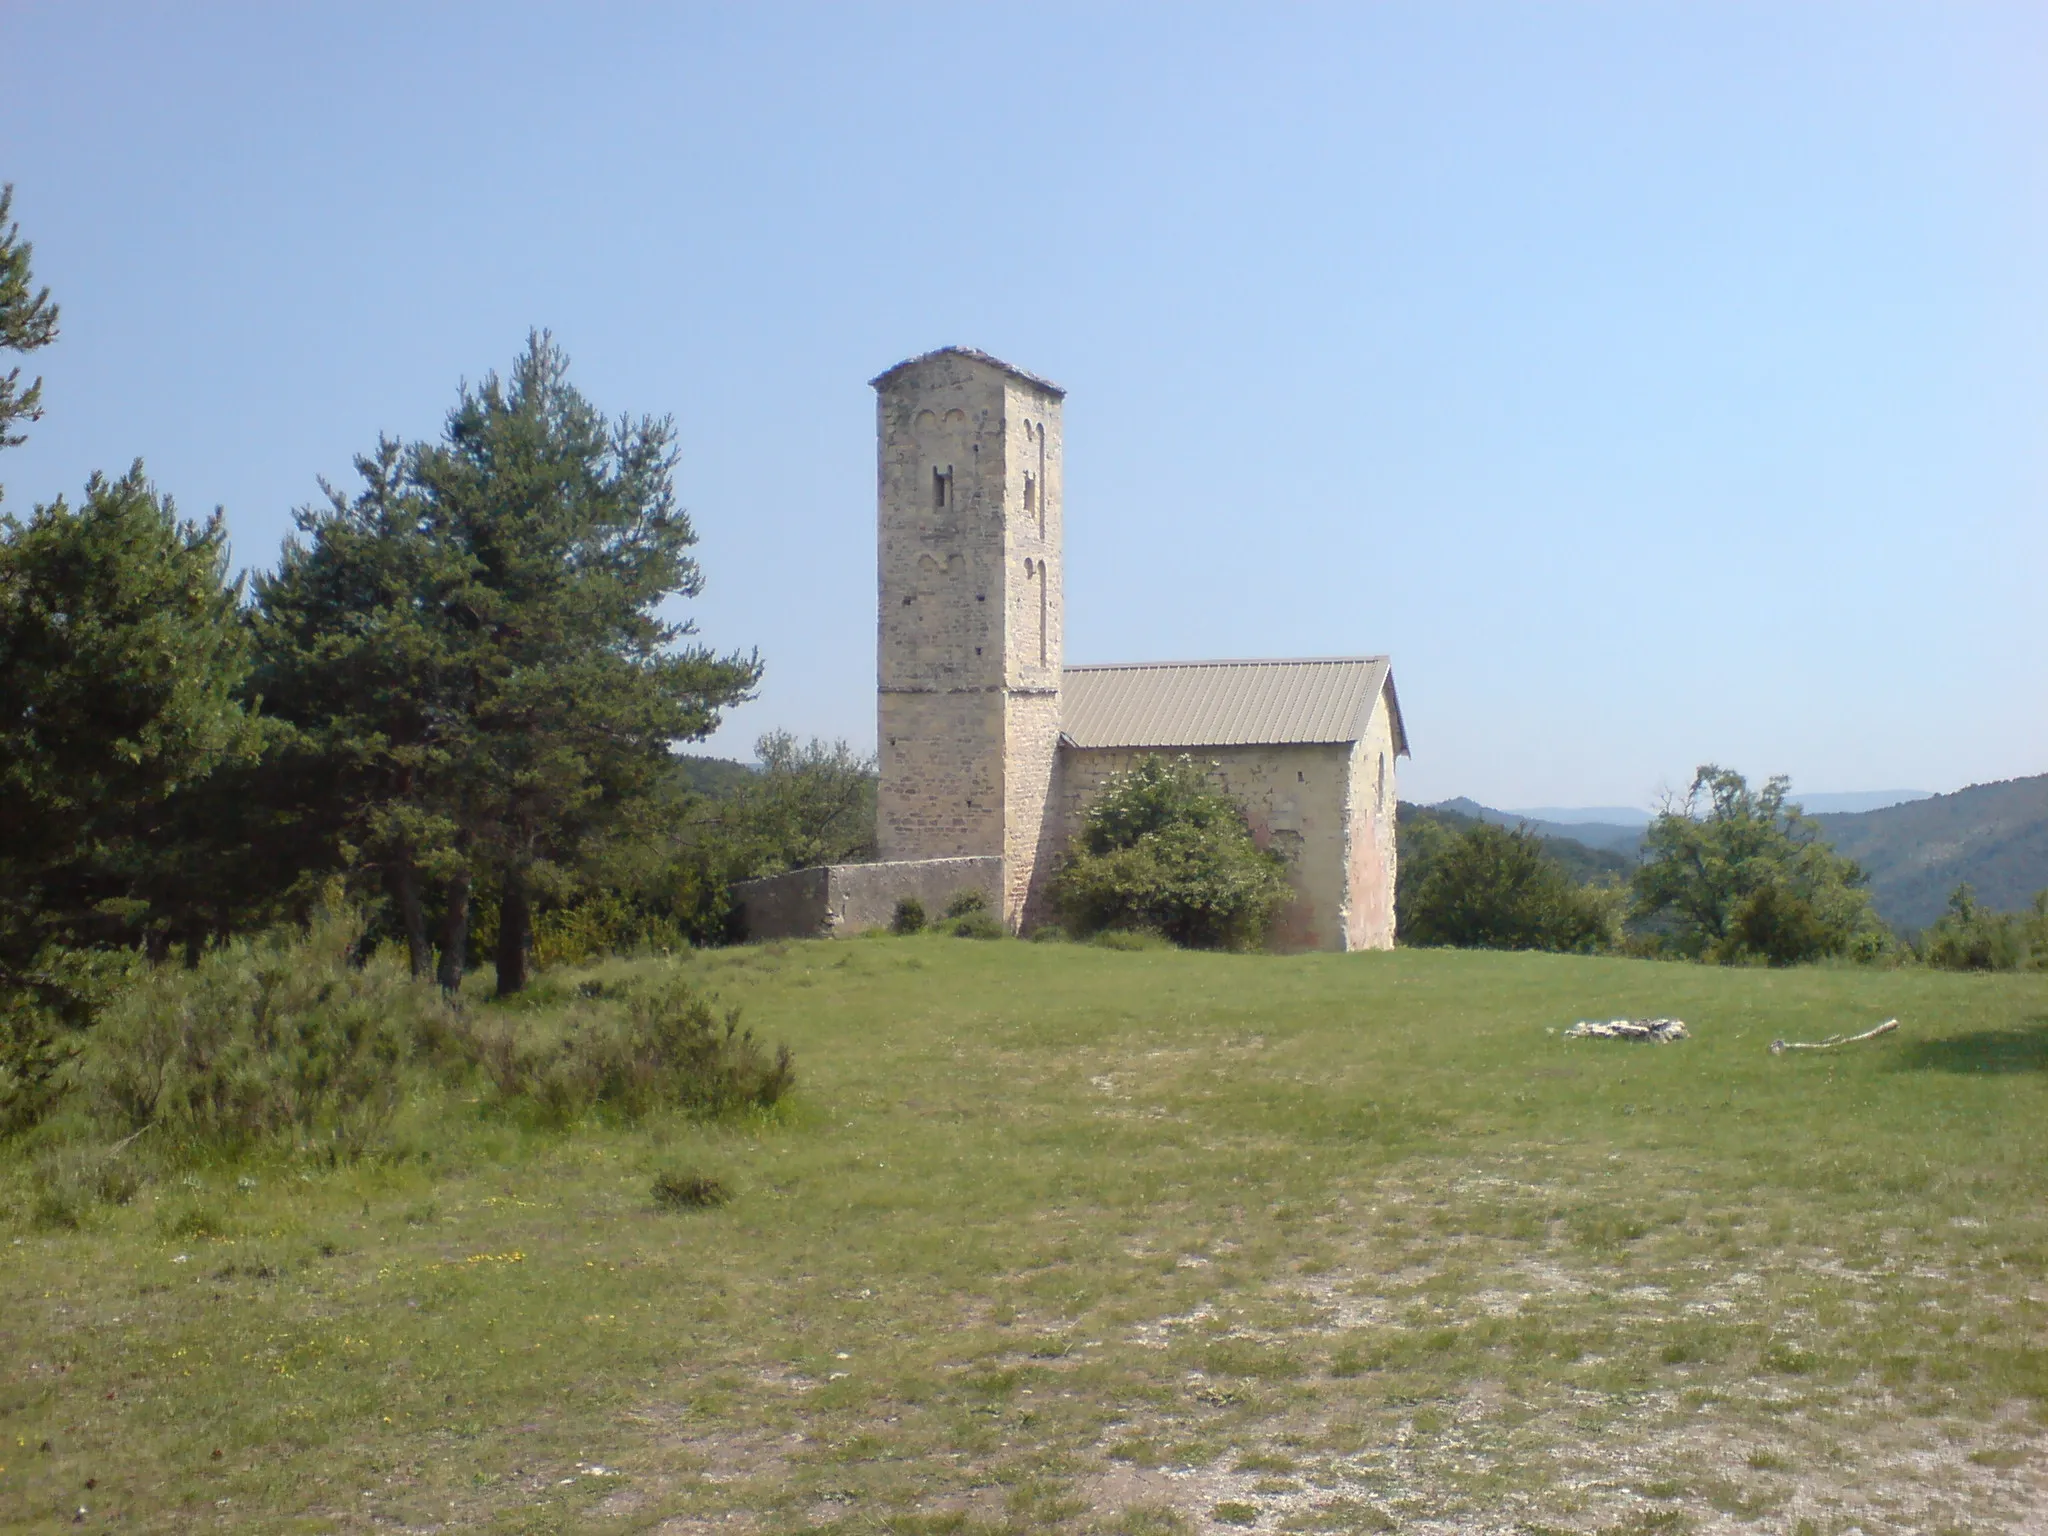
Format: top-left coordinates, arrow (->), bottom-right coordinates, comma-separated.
255,335 -> 761,992
0,466 -> 254,980
0,183 -> 60,462
252,438 -> 473,979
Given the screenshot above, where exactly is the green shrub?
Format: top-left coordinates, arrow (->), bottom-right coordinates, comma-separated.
890,897 -> 926,935
466,972 -> 793,1123
1401,821 -> 1617,953
0,948 -> 137,1136
1090,928 -> 1171,952
1,1003 -> 80,1138
942,889 -> 989,919
30,1144 -> 144,1223
531,891 -> 686,969
78,901 -> 443,1156
1922,885 -> 2029,971
651,1169 -> 730,1209
946,911 -> 1005,940
1049,755 -> 1292,950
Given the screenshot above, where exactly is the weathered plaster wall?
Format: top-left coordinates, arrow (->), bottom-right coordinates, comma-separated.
1050,743 -> 1354,950
735,857 -> 1003,941
1339,683 -> 1400,951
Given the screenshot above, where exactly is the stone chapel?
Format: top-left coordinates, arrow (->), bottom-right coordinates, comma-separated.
736,346 -> 1408,950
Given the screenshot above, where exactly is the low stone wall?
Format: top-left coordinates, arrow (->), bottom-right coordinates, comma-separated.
733,856 -> 1004,941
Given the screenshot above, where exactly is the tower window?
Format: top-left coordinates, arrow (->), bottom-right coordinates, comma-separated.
1023,473 -> 1036,513
1036,423 -> 1048,538
932,465 -> 952,509
1038,561 -> 1049,667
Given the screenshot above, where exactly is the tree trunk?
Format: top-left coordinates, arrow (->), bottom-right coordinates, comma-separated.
436,868 -> 471,994
389,855 -> 431,980
494,867 -> 531,997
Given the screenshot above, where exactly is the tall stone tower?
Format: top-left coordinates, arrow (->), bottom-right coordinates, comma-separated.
871,348 -> 1064,928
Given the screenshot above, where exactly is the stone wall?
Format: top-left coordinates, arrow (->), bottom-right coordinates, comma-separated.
1001,689 -> 1062,927
734,857 -> 1004,941
877,689 -> 1005,859
873,349 -> 1064,932
1049,743 -> 1355,950
1339,689 -> 1400,950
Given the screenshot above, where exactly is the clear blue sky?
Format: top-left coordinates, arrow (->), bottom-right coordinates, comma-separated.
3,3 -> 2042,809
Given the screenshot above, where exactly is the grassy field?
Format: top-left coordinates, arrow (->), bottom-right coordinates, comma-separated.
4,937 -> 2047,1534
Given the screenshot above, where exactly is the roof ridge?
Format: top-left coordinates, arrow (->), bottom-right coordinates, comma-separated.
1064,656 -> 1388,672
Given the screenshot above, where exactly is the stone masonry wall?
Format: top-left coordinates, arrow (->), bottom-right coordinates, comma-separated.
996,373 -> 1064,928
877,689 -> 1004,859
1050,743 -> 1354,950
873,351 -> 1064,931
1339,684 -> 1400,950
875,355 -> 1006,863
1002,690 -> 1062,926
735,857 -> 1003,941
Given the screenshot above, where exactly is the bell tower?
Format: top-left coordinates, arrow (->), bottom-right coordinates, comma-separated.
871,347 -> 1064,927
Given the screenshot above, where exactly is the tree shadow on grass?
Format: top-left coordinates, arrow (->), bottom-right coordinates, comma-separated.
1893,1020 -> 2048,1075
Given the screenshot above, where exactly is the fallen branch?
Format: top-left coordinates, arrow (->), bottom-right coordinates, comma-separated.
1563,1018 -> 1688,1043
1769,1018 -> 1897,1056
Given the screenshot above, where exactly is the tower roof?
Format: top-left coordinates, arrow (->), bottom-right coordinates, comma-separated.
869,346 -> 1066,398
1060,657 -> 1408,756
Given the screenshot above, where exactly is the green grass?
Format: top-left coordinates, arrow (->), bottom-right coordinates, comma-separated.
5,939 -> 2047,1532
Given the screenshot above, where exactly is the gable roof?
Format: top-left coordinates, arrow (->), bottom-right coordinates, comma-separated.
1060,658 -> 1408,756
869,346 -> 1066,398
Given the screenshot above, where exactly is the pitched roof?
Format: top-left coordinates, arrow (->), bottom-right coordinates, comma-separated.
1060,658 -> 1408,755
869,346 -> 1066,398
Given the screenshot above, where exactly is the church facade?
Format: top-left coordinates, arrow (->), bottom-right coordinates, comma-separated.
738,346 -> 1407,950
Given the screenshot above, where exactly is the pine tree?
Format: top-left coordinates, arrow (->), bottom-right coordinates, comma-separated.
0,466 -> 254,976
0,184 -> 60,463
255,335 -> 761,992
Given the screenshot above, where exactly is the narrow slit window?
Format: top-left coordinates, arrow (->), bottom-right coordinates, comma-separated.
1023,473 -> 1035,513
1038,565 -> 1049,667
932,465 -> 951,509
1036,424 -> 1048,538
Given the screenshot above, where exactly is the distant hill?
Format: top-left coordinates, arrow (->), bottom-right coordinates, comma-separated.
1422,780 -> 2047,934
1812,775 -> 2048,932
1487,789 -> 1932,834
1507,805 -> 1651,827
673,754 -> 757,797
1401,801 -> 1636,885
1790,789 -> 1934,815
1431,797 -> 1645,855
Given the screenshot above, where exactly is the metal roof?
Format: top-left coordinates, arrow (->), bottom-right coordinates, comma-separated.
1060,658 -> 1408,755
869,346 -> 1066,398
